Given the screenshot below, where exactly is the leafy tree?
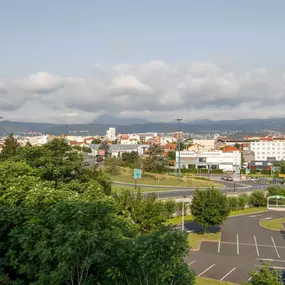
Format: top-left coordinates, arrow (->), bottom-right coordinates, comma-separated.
249,191 -> 267,207
190,188 -> 230,232
167,150 -> 176,160
0,134 -> 21,161
164,200 -> 177,219
114,189 -> 167,233
144,144 -> 168,173
267,186 -> 285,197
25,141 -> 32,147
228,196 -> 239,211
177,142 -> 186,151
98,141 -> 110,157
104,157 -> 121,174
245,264 -> 284,285
91,138 -> 101,144
121,151 -> 139,164
238,194 -> 249,210
82,146 -> 92,153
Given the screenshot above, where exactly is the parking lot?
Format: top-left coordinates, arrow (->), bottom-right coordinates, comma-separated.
186,211 -> 285,284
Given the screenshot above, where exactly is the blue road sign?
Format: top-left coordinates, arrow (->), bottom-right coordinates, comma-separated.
134,168 -> 141,180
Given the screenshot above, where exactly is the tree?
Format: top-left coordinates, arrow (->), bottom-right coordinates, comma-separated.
245,264 -> 284,285
249,191 -> 267,207
99,141 -> 110,157
114,189 -> 167,233
190,188 -> 230,232
0,134 -> 20,161
121,151 -> 139,164
167,150 -> 176,160
104,157 -> 121,173
91,138 -> 101,144
143,144 -> 168,173
164,200 -> 177,219
177,142 -> 186,151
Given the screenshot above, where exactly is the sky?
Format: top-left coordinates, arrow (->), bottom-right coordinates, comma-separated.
1,0 -> 285,123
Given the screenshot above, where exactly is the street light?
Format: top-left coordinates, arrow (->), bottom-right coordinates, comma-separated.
176,118 -> 182,180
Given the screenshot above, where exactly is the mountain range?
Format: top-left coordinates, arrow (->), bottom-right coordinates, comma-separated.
0,117 -> 285,136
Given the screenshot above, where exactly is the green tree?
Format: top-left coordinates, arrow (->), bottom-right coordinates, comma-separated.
177,142 -> 186,151
104,157 -> 121,174
91,138 -> 101,144
0,134 -> 21,161
245,264 -> 283,285
164,200 -> 177,219
190,188 -> 230,232
121,151 -> 139,164
143,144 -> 168,173
98,141 -> 110,157
167,150 -> 176,160
249,191 -> 267,207
114,189 -> 167,233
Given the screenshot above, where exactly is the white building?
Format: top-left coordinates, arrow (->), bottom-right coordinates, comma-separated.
106,127 -> 116,141
249,140 -> 285,161
175,150 -> 241,172
160,136 -> 175,145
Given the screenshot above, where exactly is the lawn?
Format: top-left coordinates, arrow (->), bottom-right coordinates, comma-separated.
188,232 -> 221,250
112,184 -> 169,193
196,277 -> 237,285
107,167 -> 222,188
259,217 -> 285,231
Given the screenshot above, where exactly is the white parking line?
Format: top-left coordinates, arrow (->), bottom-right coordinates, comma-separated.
220,267 -> 236,281
198,264 -> 216,276
218,240 -> 221,253
188,260 -> 195,266
237,234 -> 239,255
271,237 -> 280,258
254,236 -> 259,256
260,217 -> 273,221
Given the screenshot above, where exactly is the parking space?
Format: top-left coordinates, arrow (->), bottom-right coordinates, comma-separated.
187,211 -> 285,284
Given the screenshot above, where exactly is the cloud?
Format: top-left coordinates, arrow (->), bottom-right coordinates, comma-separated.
1,61 -> 285,123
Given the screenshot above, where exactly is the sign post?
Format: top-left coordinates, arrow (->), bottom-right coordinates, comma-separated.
134,168 -> 142,189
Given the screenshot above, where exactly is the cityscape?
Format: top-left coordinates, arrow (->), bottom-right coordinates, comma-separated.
1,1 -> 285,285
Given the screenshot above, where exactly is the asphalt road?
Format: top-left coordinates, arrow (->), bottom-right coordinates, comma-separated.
185,211 -> 285,284
113,178 -> 270,198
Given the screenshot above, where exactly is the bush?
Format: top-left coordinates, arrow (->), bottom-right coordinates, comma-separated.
267,186 -> 285,197
261,169 -> 271,175
238,194 -> 249,210
228,196 -> 239,211
249,191 -> 267,207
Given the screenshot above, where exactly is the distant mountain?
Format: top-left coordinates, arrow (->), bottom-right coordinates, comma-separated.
1,117 -> 285,136
92,115 -> 152,125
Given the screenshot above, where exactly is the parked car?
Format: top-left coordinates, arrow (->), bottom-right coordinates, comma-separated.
226,176 -> 233,181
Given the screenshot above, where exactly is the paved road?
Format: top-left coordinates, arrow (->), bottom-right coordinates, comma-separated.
186,211 -> 285,284
113,179 -> 271,198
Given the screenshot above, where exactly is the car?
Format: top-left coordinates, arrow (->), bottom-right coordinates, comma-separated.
96,157 -> 103,162
226,176 -> 233,181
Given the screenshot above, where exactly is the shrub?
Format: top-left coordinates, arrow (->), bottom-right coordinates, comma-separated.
228,196 -> 239,211
238,194 -> 249,210
249,190 -> 267,207
267,186 -> 285,197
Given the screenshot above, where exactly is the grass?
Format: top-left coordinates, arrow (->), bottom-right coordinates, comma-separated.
107,167 -> 222,188
112,184 -> 168,193
260,217 -> 285,231
167,207 -> 268,225
188,232 -> 221,250
196,277 -> 237,285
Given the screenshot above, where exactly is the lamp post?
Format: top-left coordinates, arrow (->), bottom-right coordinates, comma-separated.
176,118 -> 182,180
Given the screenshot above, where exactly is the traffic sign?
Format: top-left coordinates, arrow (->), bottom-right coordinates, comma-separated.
134,168 -> 141,180
246,168 -> 250,174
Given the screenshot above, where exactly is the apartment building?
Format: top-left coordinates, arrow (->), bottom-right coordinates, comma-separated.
249,139 -> 285,161
192,139 -> 215,151
106,127 -> 116,141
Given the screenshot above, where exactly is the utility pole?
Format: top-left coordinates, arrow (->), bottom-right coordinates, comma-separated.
176,118 -> 182,180
182,196 -> 185,231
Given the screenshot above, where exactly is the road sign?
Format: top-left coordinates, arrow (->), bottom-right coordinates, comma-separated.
246,168 -> 250,174
134,168 -> 141,180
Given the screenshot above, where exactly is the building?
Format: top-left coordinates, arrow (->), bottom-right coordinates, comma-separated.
89,144 -> 149,157
192,139 -> 215,151
175,150 -> 241,172
249,139 -> 285,161
119,134 -> 139,145
106,127 -> 116,141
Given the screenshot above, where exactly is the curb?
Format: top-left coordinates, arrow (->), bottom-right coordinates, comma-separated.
258,220 -> 285,232
228,210 -> 268,218
190,239 -> 220,252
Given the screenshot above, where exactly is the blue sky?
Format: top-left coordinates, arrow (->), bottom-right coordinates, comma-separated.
1,0 -> 285,122
1,0 -> 285,77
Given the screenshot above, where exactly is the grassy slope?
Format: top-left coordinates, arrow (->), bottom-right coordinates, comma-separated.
107,167 -> 221,188
189,232 -> 221,250
196,277 -> 237,285
260,217 -> 285,230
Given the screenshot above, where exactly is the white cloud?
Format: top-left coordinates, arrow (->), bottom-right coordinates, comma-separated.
1,60 -> 285,123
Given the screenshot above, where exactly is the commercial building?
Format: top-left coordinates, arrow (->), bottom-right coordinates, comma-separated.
175,150 -> 241,172
249,139 -> 285,161
192,139 -> 215,151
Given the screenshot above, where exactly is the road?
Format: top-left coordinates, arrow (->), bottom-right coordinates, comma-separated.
113,178 -> 270,198
186,211 -> 285,284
